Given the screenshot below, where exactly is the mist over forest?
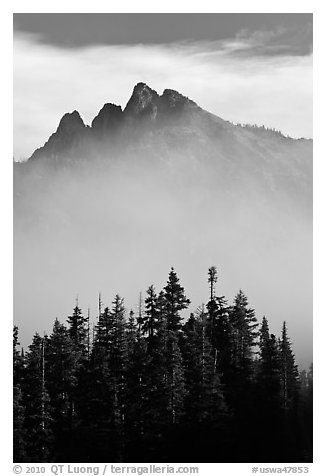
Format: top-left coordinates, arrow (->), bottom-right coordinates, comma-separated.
14,82 -> 312,369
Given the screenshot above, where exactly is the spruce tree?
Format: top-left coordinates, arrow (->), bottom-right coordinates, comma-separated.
67,303 -> 88,352
13,326 -> 26,462
94,306 -> 114,351
230,291 -> 258,367
109,295 -> 127,428
163,267 -> 190,332
46,319 -> 76,439
65,304 -> 89,429
140,285 -> 160,352
279,321 -> 299,411
165,329 -> 187,424
205,267 -> 231,384
257,317 -> 281,412
82,306 -> 114,434
124,331 -> 152,459
23,333 -> 53,462
182,309 -> 226,423
253,317 -> 284,461
147,302 -> 186,427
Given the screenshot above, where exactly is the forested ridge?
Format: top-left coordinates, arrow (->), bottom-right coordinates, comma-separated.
13,267 -> 313,463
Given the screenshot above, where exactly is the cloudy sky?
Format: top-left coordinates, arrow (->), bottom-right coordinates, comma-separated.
13,13 -> 312,160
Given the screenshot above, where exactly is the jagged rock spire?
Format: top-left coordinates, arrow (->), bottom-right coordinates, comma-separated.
56,110 -> 86,135
124,82 -> 160,118
91,103 -> 123,135
161,88 -> 197,112
28,83 -> 198,161
30,110 -> 86,160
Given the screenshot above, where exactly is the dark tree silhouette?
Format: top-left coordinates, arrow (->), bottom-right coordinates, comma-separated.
13,267 -> 312,463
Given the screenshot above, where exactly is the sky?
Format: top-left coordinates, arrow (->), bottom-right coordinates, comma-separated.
13,13 -> 312,160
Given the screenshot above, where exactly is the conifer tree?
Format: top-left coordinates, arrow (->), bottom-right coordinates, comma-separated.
46,319 -> 76,434
163,267 -> 190,332
182,309 -> 226,423
257,317 -> 281,413
205,267 -> 231,382
126,309 -> 138,352
212,289 -> 258,419
13,384 -> 26,462
13,326 -> 25,385
277,322 -> 300,459
124,329 -> 152,456
67,303 -> 88,352
298,363 -> 313,461
23,333 -> 53,462
229,290 -> 258,381
140,285 -> 160,352
165,328 -> 187,424
65,304 -> 89,427
94,306 -> 114,351
109,295 -> 127,426
279,321 -> 299,411
13,326 -> 26,462
82,306 -> 114,432
251,317 -> 284,460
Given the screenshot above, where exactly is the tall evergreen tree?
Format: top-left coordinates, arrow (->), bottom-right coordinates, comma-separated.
298,363 -> 313,461
65,304 -> 89,429
81,306 -> 114,433
109,295 -> 127,428
252,317 -> 284,461
278,322 -> 301,460
182,309 -> 226,423
124,330 -> 152,459
163,267 -> 190,332
228,290 -> 259,383
279,321 -> 299,411
23,333 -> 53,462
257,316 -> 281,413
94,306 -> 114,350
140,285 -> 160,352
205,267 -> 231,384
13,326 -> 26,462
165,329 -> 187,424
46,320 -> 76,433
67,303 -> 88,352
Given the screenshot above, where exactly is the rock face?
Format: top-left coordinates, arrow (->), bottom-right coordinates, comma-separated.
29,83 -> 200,160
30,110 -> 87,160
91,103 -> 123,137
160,88 -> 197,114
123,83 -> 196,120
25,82 -> 312,211
124,82 -> 161,119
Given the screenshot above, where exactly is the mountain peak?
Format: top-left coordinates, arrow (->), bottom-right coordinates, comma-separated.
124,83 -> 160,118
160,88 -> 197,116
57,110 -> 85,134
91,103 -> 123,135
161,88 -> 196,107
30,110 -> 86,160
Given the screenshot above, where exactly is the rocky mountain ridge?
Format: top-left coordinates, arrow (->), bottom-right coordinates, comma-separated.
27,82 -> 311,164
29,83 -> 200,161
